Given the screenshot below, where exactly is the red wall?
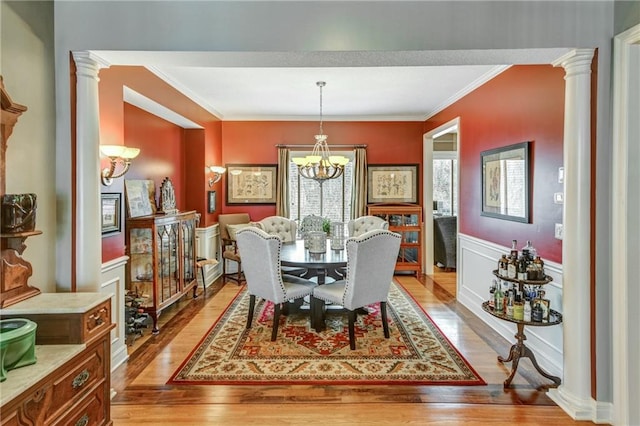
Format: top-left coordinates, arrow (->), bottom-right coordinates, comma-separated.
425,65 -> 565,263
98,66 -> 221,263
124,104 -> 185,207
221,121 -> 424,220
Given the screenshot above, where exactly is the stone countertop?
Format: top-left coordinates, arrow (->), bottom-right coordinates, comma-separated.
0,344 -> 85,407
0,292 -> 112,315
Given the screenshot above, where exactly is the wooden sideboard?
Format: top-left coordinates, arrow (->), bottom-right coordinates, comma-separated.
0,293 -> 114,425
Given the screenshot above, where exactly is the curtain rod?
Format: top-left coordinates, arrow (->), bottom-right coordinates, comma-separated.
276,144 -> 367,149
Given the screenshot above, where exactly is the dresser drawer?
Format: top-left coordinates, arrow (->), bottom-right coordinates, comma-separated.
47,342 -> 106,419
81,300 -> 111,344
50,383 -> 107,426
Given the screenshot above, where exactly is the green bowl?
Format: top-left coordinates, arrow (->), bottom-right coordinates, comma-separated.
0,318 -> 38,382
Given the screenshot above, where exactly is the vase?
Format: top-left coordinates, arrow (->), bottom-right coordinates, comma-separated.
1,193 -> 37,234
308,231 -> 326,253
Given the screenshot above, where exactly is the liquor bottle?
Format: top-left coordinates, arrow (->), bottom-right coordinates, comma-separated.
523,297 -> 532,322
532,301 -> 543,322
510,239 -> 519,259
513,295 -> 524,321
507,255 -> 517,279
521,240 -> 536,261
533,256 -> 545,279
498,255 -> 508,277
494,282 -> 504,314
517,256 -> 528,281
506,290 -> 514,318
489,280 -> 496,309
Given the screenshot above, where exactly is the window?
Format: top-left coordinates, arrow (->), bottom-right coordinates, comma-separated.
433,152 -> 458,216
289,150 -> 354,223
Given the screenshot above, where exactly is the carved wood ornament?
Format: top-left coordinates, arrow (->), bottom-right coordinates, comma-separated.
1,75 -> 41,308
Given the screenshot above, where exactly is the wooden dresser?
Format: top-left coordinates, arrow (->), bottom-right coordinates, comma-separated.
0,293 -> 114,425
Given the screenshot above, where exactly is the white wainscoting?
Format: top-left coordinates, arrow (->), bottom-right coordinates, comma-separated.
196,224 -> 222,288
457,233 -> 564,377
101,255 -> 129,371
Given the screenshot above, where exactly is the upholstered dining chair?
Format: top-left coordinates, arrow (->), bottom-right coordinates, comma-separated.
218,213 -> 251,284
335,215 -> 390,278
311,229 -> 401,350
347,215 -> 389,237
256,216 -> 307,276
235,227 -> 318,341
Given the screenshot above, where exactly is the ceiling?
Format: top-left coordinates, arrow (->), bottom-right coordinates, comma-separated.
93,49 -> 571,126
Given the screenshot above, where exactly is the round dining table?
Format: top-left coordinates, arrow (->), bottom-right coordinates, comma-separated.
280,239 -> 347,331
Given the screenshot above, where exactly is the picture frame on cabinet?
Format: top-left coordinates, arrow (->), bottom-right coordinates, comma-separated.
367,164 -> 419,204
226,164 -> 277,205
101,192 -> 121,235
481,141 -> 531,223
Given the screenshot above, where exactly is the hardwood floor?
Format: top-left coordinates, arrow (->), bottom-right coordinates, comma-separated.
110,273 -> 594,425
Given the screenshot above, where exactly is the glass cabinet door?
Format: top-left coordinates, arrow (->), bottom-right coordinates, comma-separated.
156,222 -> 180,302
129,228 -> 154,307
181,218 -> 196,284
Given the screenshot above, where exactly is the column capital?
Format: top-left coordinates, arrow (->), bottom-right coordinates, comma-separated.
72,51 -> 110,81
552,49 -> 595,78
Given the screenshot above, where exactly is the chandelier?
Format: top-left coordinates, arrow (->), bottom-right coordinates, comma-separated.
292,81 -> 349,182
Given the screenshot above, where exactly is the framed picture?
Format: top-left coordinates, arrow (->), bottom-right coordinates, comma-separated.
101,193 -> 121,235
226,164 -> 278,205
481,141 -> 531,223
367,164 -> 419,204
207,190 -> 216,213
124,179 -> 156,218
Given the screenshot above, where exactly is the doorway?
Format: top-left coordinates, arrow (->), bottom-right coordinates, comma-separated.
423,118 -> 460,297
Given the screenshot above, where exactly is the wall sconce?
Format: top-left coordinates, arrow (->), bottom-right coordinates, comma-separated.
100,145 -> 140,186
207,165 -> 226,187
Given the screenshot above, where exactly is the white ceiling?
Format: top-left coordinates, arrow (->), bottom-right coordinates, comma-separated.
93,49 -> 571,125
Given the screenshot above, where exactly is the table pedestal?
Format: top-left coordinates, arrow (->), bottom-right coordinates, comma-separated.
498,322 -> 561,388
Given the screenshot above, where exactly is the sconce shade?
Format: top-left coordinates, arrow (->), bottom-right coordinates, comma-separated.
100,144 -> 140,186
207,165 -> 226,187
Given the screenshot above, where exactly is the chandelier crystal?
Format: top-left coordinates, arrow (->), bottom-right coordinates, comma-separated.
292,82 -> 349,181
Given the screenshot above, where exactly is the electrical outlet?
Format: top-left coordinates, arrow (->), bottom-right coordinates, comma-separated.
555,223 -> 564,240
554,192 -> 564,204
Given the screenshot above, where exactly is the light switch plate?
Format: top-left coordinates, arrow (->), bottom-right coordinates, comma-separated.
558,167 -> 564,184
555,223 -> 564,240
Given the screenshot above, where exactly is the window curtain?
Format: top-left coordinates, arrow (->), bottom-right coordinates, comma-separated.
350,147 -> 367,218
276,147 -> 289,217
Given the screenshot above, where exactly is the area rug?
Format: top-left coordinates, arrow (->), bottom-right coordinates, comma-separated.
168,281 -> 485,385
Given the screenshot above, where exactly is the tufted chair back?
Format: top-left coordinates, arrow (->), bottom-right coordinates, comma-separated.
347,215 -> 389,237
257,216 -> 298,243
311,229 -> 401,350
235,227 -> 287,303
341,229 -> 401,310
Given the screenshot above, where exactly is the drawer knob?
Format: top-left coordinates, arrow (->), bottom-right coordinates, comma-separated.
72,369 -> 90,389
75,414 -> 89,426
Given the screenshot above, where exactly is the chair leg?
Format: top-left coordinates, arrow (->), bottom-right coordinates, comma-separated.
348,310 -> 357,350
246,294 -> 256,329
271,303 -> 281,341
380,301 -> 390,338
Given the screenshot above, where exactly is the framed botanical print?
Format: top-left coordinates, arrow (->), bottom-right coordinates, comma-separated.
226,164 -> 277,205
367,164 -> 419,204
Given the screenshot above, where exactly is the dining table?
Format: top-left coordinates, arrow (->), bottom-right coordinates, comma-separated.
280,238 -> 347,331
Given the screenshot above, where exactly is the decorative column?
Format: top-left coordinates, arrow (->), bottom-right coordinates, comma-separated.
72,52 -> 107,292
549,48 -> 595,419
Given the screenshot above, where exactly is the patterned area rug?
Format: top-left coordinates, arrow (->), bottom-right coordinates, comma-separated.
168,281 -> 485,385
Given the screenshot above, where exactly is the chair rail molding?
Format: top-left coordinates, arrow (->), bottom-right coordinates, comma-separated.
101,255 -> 129,372
196,223 -> 221,288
